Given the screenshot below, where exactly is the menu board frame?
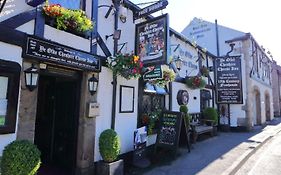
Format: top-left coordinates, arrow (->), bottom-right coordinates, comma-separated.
215,55 -> 243,104
155,111 -> 183,150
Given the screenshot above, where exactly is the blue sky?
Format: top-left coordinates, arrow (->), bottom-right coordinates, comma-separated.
130,0 -> 281,64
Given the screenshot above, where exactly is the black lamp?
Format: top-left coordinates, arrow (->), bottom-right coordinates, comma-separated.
105,29 -> 121,40
174,56 -> 183,70
88,74 -> 99,95
24,64 -> 39,91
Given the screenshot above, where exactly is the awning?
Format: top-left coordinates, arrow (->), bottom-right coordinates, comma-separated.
144,82 -> 168,95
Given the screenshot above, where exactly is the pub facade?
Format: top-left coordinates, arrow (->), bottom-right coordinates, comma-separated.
182,18 -> 273,130
0,0 -> 215,174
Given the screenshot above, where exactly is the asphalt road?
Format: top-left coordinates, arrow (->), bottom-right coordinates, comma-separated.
236,131 -> 281,175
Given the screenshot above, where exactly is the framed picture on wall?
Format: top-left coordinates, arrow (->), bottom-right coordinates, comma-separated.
119,85 -> 135,113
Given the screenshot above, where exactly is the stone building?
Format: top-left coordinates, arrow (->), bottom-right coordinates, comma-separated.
271,61 -> 281,117
182,18 -> 274,130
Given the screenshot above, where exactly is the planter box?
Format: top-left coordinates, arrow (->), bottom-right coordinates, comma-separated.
96,159 -> 124,175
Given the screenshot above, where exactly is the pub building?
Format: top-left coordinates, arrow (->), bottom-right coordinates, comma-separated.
0,0 -> 216,174
183,18 -> 274,130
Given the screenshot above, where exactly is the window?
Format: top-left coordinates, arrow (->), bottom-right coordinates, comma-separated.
49,0 -> 84,10
0,59 -> 21,134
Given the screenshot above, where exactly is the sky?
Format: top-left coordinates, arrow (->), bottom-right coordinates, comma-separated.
130,0 -> 281,64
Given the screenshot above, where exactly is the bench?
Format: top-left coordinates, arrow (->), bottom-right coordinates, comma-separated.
189,113 -> 215,143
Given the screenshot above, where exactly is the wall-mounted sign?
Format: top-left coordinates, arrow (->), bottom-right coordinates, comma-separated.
135,14 -> 168,66
23,36 -> 101,72
215,56 -> 243,104
143,65 -> 163,81
135,0 -> 168,19
177,90 -> 189,105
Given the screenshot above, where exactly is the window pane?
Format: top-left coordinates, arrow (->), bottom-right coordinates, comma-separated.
49,0 -> 81,9
0,76 -> 8,126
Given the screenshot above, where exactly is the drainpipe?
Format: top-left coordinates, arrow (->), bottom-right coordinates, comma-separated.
111,0 -> 120,130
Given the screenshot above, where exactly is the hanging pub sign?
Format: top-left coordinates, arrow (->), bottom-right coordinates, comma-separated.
135,14 -> 168,66
215,55 -> 243,104
23,36 -> 101,72
134,0 -> 169,19
143,65 -> 163,81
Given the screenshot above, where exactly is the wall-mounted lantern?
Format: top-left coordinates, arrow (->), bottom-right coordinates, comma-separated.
105,29 -> 122,40
24,64 -> 39,91
88,74 -> 99,95
174,56 -> 183,70
119,5 -> 127,23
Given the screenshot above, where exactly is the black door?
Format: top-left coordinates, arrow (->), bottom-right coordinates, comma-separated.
35,74 -> 80,175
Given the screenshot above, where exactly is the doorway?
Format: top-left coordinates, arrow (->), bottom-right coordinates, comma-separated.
34,73 -> 80,175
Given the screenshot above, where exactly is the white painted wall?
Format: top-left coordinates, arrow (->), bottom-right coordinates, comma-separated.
171,82 -> 200,113
0,42 -> 22,156
181,17 -> 245,56
94,0 -> 139,161
0,0 -> 31,22
170,35 -> 199,78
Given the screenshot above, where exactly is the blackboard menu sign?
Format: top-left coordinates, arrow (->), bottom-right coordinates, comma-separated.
23,36 -> 101,72
156,111 -> 182,150
215,56 -> 243,104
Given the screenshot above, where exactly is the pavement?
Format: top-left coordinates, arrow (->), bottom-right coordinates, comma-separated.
140,117 -> 281,175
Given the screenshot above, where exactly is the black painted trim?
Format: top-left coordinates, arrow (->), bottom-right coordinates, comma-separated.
0,25 -> 26,47
0,59 -> 21,134
0,9 -> 36,29
119,85 -> 135,113
34,7 -> 45,37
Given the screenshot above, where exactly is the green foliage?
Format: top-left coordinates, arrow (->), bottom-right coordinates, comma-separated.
185,76 -> 206,89
179,105 -> 190,128
99,129 -> 121,163
150,65 -> 176,87
179,105 -> 188,114
203,107 -> 218,125
43,2 -> 94,33
1,140 -> 41,175
107,54 -> 143,80
0,116 -> 5,125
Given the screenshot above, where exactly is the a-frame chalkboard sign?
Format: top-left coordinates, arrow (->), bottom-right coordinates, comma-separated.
155,111 -> 190,154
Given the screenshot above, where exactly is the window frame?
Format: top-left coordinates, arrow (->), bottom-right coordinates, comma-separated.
0,59 -> 21,134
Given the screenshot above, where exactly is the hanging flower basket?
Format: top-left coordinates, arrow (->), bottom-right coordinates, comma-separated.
107,54 -> 143,80
149,65 -> 175,87
200,66 -> 209,77
185,76 -> 206,89
42,1 -> 94,34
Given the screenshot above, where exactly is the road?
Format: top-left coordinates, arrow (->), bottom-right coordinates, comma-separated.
236,131 -> 281,175
136,118 -> 281,175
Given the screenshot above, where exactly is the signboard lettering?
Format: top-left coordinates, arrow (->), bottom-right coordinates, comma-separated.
215,56 -> 243,104
135,14 -> 168,66
23,36 -> 101,72
143,65 -> 163,80
135,0 -> 168,19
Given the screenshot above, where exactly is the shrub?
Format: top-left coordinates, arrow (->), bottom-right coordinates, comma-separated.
1,140 -> 41,175
99,129 -> 121,163
179,105 -> 190,127
203,107 -> 218,125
